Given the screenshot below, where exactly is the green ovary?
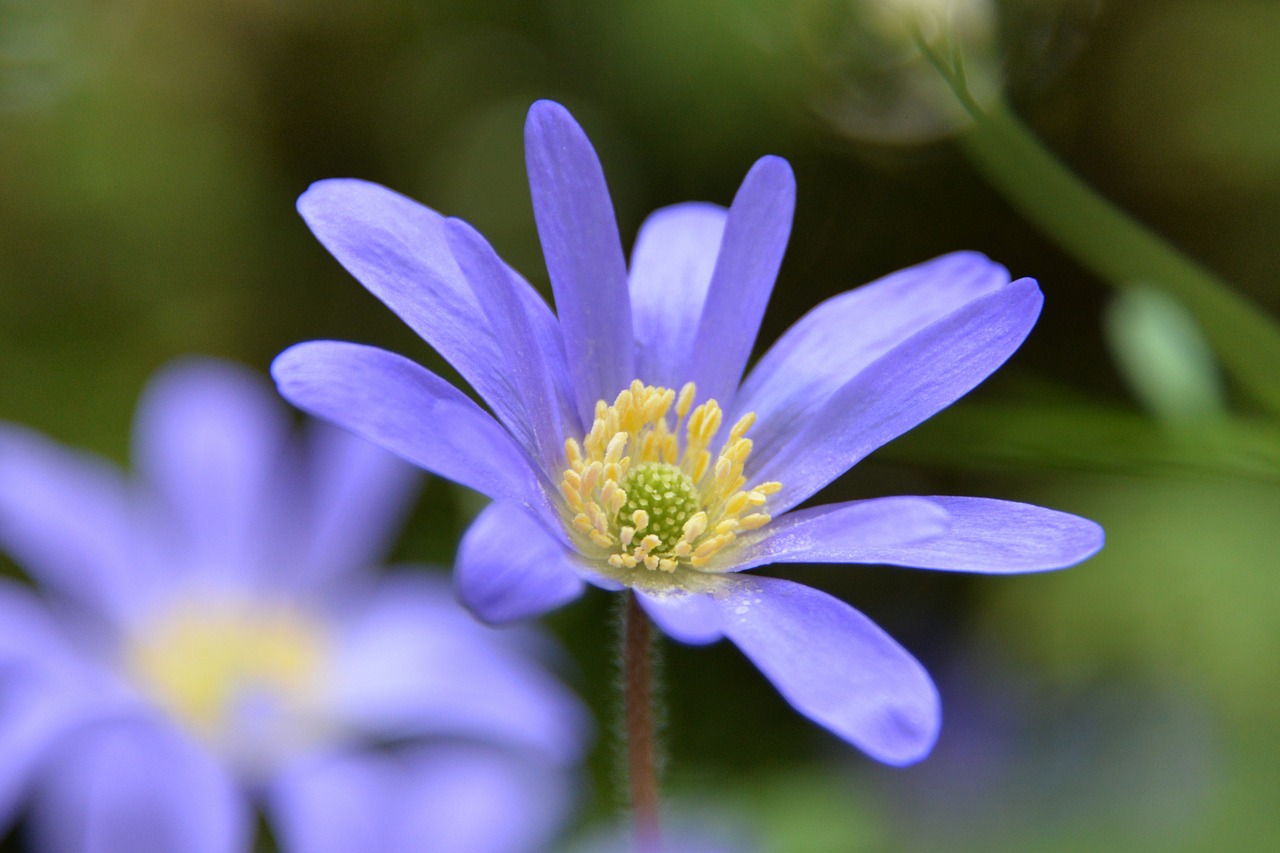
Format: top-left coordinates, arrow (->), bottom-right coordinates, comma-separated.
617,462 -> 700,550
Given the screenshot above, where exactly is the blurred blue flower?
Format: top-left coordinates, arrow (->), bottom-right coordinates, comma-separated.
273,99 -> 1103,766
0,359 -> 586,853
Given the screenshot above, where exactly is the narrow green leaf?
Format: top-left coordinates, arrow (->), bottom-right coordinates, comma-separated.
919,40 -> 1280,415
1105,286 -> 1226,423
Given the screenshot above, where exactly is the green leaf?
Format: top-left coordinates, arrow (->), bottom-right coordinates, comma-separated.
918,38 -> 1280,415
1105,286 -> 1226,423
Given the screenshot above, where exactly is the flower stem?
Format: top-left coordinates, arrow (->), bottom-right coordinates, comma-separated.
915,33 -> 1280,417
624,591 -> 661,851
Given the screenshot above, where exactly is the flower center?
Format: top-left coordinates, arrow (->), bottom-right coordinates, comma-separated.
616,462 -> 701,552
126,597 -> 329,771
559,380 -> 781,573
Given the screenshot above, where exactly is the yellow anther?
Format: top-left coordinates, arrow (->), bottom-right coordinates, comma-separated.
675,383 -> 696,419
689,450 -> 710,482
728,412 -> 756,442
641,389 -> 673,424
724,492 -> 750,517
604,433 -> 628,465
608,490 -> 627,516
557,379 -> 779,574
561,482 -> 584,512
588,502 -> 611,533
700,404 -> 723,444
565,439 -> 583,469
581,462 -> 602,497
724,439 -> 751,464
692,537 -> 724,563
681,512 -> 708,541
615,388 -> 634,415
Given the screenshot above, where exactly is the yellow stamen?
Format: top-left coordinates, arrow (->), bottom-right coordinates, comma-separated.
127,600 -> 325,743
557,380 -> 780,574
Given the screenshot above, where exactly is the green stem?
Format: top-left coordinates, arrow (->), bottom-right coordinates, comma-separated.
624,591 -> 661,851
922,39 -> 1280,416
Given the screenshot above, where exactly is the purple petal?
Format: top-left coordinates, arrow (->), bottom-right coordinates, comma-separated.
29,719 -> 251,853
688,156 -> 795,407
454,501 -> 587,625
635,589 -> 724,645
752,278 -> 1044,513
734,252 -> 1010,432
717,576 -> 940,765
723,496 -> 950,573
389,746 -> 572,853
294,422 -> 423,591
0,672 -> 133,839
0,425 -> 136,623
524,100 -> 634,420
446,217 -> 578,472
297,179 -> 562,451
270,746 -> 572,853
329,571 -> 588,764
852,496 -> 1104,573
133,359 -> 289,587
0,680 -> 68,834
0,578 -> 67,663
269,750 -> 385,853
628,202 -> 728,389
273,342 -> 544,510
0,585 -> 108,834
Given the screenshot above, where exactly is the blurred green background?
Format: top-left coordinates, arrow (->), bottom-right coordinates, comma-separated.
4,0 -> 1280,849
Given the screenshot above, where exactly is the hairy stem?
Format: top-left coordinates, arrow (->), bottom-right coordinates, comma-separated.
624,591 -> 661,850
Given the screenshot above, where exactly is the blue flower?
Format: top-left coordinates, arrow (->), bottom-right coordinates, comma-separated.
0,359 -> 586,853
273,100 -> 1103,766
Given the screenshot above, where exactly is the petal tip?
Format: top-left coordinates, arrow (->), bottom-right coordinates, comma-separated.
1072,517 -> 1107,565
751,153 -> 795,179
296,177 -> 359,219
742,154 -> 797,203
1011,275 -> 1045,303
455,503 -> 587,625
269,343 -> 313,392
525,99 -> 580,141
441,216 -> 485,253
528,98 -> 570,118
840,665 -> 942,767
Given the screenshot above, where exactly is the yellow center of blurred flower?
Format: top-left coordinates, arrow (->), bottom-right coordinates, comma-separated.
126,598 -> 329,769
559,380 -> 780,574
